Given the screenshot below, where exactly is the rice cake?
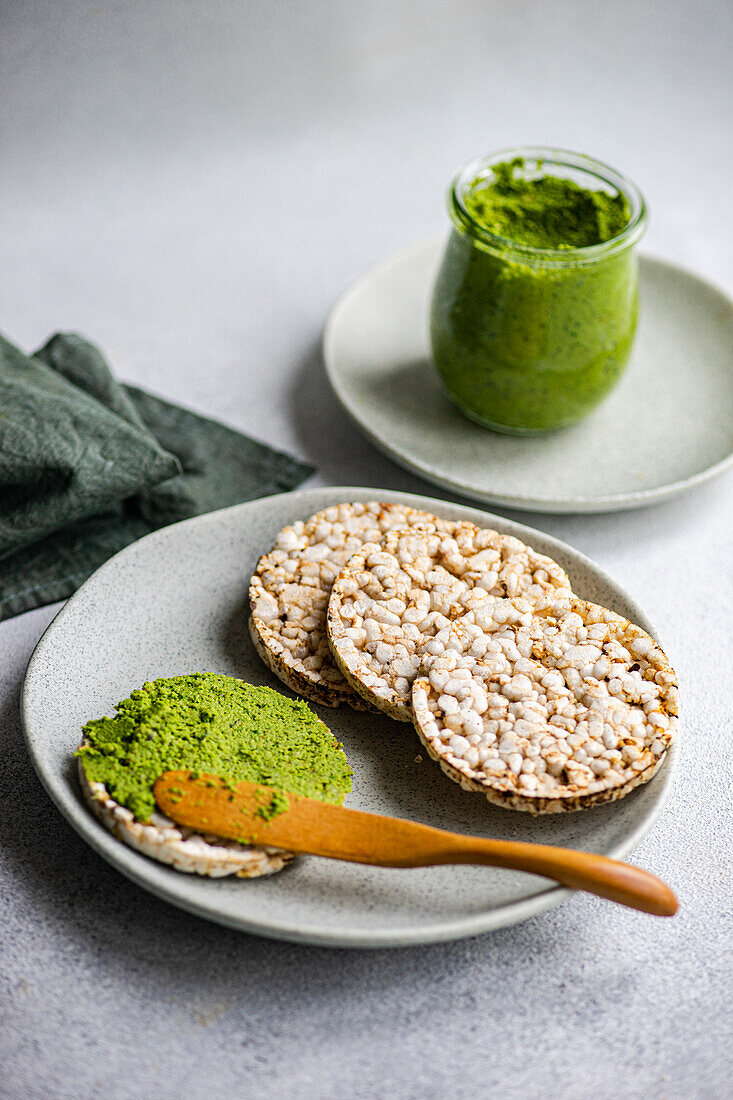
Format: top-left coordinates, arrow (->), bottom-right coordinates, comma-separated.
78,757 -> 293,877
249,501 -> 454,707
326,524 -> 573,721
76,673 -> 351,876
411,595 -> 678,813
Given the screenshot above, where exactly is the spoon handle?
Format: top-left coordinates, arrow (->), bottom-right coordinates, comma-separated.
409,833 -> 678,916
155,772 -> 678,917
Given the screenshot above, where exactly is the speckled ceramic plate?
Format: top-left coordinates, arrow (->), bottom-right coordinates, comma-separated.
22,488 -> 677,947
324,240 -> 733,513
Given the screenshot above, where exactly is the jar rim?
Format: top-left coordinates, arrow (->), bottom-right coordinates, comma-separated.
449,146 -> 647,265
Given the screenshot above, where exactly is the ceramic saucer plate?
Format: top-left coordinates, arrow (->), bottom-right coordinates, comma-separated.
324,240 -> 733,513
22,488 -> 677,948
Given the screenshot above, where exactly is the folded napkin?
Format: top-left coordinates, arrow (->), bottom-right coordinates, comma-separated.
0,332 -> 313,621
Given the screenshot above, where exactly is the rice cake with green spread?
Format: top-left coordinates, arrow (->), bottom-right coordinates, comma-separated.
76,673 -> 352,877
411,596 -> 677,813
249,501 -> 455,708
326,524 -> 573,721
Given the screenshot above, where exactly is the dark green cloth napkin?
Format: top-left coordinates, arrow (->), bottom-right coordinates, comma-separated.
0,332 -> 313,621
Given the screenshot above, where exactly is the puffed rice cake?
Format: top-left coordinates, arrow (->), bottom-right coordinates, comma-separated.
249,501 -> 454,708
78,753 -> 293,877
411,595 -> 678,813
326,524 -> 573,721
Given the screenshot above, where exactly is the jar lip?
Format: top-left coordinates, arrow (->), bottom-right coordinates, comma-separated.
449,146 -> 647,264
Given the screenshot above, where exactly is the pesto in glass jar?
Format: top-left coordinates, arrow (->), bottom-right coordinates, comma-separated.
430,149 -> 647,435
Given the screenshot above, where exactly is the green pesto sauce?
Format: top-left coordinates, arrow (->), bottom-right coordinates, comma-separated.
431,158 -> 639,434
76,673 -> 352,822
463,158 -> 629,249
256,790 -> 290,821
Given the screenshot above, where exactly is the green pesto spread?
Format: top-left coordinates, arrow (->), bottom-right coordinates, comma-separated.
256,790 -> 290,821
462,158 -> 630,249
430,157 -> 640,434
77,673 -> 352,822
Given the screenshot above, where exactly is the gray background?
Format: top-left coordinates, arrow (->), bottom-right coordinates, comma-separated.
1,2 -> 731,1097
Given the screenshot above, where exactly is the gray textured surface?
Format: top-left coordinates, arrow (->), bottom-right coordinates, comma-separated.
1,2 -> 731,1097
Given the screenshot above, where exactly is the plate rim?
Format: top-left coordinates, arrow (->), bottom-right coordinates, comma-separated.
323,239 -> 733,514
21,486 -> 678,947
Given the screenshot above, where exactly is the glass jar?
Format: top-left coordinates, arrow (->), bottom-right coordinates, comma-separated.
430,148 -> 647,435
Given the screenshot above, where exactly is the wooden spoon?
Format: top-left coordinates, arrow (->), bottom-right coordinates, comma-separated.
154,771 -> 678,916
